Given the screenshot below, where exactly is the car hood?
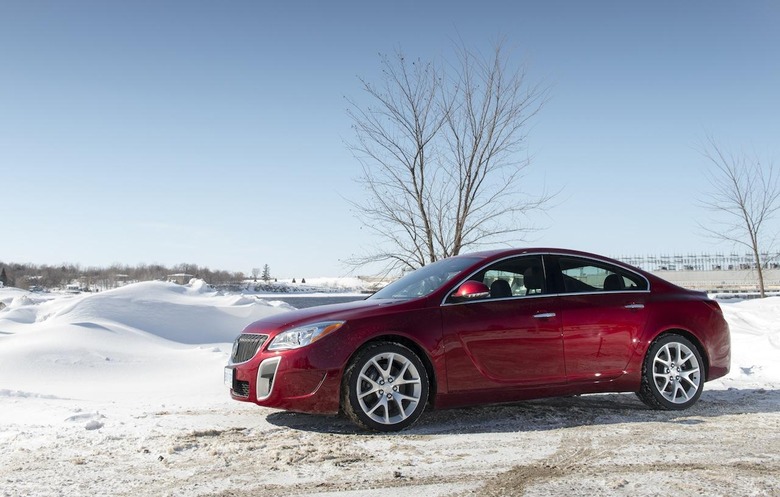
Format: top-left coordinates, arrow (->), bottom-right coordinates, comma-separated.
242,297 -> 417,333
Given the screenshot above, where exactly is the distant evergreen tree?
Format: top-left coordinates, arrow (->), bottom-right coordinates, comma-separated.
292,278 -> 296,283
301,278 -> 306,284
0,267 -> 7,286
261,264 -> 271,282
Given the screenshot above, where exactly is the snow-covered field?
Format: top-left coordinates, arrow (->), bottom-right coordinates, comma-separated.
1,281 -> 778,497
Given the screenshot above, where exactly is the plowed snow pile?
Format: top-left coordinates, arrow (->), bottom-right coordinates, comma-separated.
1,284 -> 778,497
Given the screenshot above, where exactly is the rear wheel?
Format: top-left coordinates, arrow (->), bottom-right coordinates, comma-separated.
637,334 -> 704,410
342,342 -> 429,432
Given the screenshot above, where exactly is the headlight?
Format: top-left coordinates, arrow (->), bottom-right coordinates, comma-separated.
267,321 -> 345,351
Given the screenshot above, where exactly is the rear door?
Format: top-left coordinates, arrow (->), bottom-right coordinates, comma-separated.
549,255 -> 650,383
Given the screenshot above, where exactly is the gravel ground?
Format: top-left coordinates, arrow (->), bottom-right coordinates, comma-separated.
3,387 -> 778,497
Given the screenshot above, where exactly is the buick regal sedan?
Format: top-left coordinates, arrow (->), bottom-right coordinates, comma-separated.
225,248 -> 730,431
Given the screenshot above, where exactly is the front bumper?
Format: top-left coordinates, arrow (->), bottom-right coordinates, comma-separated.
226,342 -> 343,415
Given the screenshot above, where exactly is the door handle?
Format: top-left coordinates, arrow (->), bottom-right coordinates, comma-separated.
533,312 -> 557,319
624,303 -> 645,310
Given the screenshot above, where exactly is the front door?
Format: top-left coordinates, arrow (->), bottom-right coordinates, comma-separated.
441,255 -> 565,391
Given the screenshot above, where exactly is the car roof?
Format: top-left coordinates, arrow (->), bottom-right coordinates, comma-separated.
454,247 -> 656,279
456,247 -> 616,260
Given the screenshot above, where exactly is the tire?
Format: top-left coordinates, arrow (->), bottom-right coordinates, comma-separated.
637,333 -> 704,410
342,341 -> 429,432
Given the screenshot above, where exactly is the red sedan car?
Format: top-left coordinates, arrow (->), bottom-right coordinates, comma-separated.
225,248 -> 730,431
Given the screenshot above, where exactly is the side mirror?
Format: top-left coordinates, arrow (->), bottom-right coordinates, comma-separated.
451,280 -> 490,300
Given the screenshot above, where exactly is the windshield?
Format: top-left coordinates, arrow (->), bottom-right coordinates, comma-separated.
369,256 -> 482,300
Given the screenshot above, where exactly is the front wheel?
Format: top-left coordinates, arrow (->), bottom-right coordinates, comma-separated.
637,334 -> 704,410
342,342 -> 429,432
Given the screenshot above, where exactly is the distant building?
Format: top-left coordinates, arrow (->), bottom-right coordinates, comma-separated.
167,273 -> 194,284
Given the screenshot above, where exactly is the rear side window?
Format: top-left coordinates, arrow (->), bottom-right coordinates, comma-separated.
556,257 -> 648,293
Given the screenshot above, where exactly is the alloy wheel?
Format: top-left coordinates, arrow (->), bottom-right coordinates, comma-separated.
651,341 -> 702,404
355,351 -> 423,425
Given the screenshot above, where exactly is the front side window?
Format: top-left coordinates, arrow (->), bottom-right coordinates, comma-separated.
448,255 -> 546,302
557,257 -> 647,293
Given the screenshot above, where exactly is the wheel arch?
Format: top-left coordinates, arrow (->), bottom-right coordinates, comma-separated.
344,334 -> 438,407
650,328 -> 711,380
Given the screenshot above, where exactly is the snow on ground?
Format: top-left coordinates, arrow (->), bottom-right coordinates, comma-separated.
1,284 -> 778,496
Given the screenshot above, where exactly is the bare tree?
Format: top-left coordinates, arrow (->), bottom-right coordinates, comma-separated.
347,50 -> 447,270
699,137 -> 780,297
347,42 -> 552,271
441,44 -> 551,257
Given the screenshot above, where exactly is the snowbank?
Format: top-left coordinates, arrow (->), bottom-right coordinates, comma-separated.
714,297 -> 780,388
0,279 -> 288,405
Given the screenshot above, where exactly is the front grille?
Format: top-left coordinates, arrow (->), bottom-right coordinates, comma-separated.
233,379 -> 250,397
231,334 -> 268,363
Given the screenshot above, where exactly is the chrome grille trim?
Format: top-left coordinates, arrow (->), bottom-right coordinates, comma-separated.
231,334 -> 268,364
257,357 -> 281,400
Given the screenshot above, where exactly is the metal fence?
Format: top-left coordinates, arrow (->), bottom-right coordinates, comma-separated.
612,253 -> 780,294
614,252 -> 780,272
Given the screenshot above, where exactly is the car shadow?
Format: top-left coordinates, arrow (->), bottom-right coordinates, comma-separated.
264,388 -> 780,435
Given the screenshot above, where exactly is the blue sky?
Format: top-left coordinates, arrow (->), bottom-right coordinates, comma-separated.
2,1 -> 778,277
